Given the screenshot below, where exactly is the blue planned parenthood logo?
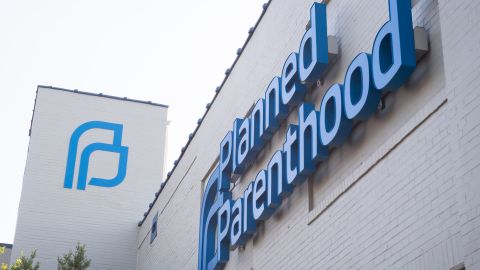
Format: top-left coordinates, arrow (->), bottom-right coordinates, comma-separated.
64,121 -> 129,190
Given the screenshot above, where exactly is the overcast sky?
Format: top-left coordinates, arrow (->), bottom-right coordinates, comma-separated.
0,0 -> 263,244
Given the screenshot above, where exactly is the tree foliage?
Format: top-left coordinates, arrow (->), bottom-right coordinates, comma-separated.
9,250 -> 40,270
57,243 -> 91,270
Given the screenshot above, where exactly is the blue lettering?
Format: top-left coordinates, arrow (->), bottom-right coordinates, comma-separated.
199,1 -> 419,268
298,3 -> 329,83
267,150 -> 290,209
371,0 -> 415,90
281,53 -> 306,108
217,199 -> 231,264
250,99 -> 266,151
298,103 -> 328,176
343,53 -> 380,120
219,131 -> 233,187
230,198 -> 247,249
232,119 -> 244,175
265,77 -> 288,136
242,182 -> 256,237
253,170 -> 271,221
319,84 -> 352,147
236,118 -> 252,169
198,167 -> 231,270
284,125 -> 305,186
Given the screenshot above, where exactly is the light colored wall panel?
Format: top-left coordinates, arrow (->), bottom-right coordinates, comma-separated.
13,87 -> 167,270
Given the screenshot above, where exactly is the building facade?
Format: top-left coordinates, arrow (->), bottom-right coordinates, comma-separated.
10,0 -> 480,269
137,0 -> 480,269
12,86 -> 168,270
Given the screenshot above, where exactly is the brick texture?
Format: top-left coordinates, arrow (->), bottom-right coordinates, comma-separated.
137,0 -> 480,269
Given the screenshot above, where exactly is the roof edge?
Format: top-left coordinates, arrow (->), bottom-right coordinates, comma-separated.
29,85 -> 169,136
37,85 -> 169,108
138,0 -> 273,227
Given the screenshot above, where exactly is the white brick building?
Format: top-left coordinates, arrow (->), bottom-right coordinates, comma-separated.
137,0 -> 480,269
12,86 -> 168,270
11,0 -> 480,269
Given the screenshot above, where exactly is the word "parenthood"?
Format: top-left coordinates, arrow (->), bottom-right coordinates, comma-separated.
199,0 -> 416,269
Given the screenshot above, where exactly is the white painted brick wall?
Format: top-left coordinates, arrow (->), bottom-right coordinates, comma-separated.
138,0 -> 480,269
13,87 -> 167,270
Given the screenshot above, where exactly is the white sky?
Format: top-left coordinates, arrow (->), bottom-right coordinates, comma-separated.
0,0 -> 263,244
